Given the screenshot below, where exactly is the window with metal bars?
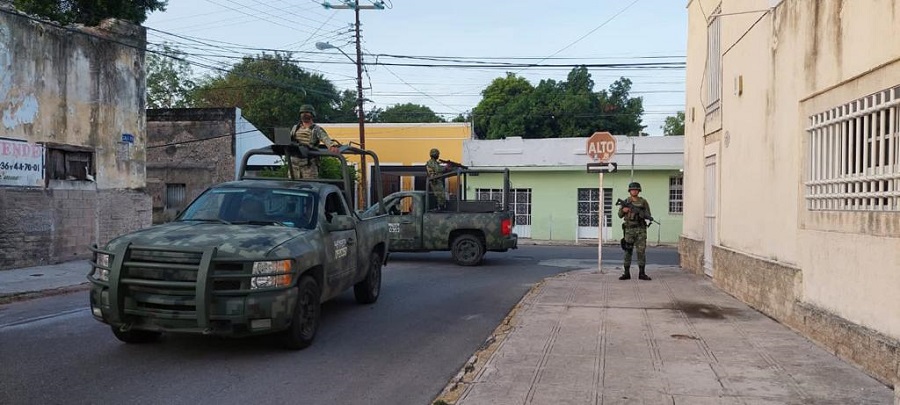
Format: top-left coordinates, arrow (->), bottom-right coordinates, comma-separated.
165,184 -> 186,210
705,6 -> 722,115
805,85 -> 900,211
476,188 -> 532,225
577,188 -> 612,227
669,176 -> 684,214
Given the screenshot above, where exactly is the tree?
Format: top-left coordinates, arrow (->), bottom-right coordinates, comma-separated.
472,73 -> 535,139
663,111 -> 685,135
372,103 -> 444,123
471,68 -> 646,139
146,44 -> 195,109
189,53 -> 342,135
451,112 -> 471,123
13,0 -> 167,25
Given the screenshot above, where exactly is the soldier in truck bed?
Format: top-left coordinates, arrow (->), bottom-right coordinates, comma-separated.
289,104 -> 339,179
426,148 -> 450,209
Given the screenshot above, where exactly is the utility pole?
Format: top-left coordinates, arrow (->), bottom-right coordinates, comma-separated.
323,1 -> 384,209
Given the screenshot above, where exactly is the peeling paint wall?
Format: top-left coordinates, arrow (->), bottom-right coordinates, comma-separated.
0,6 -> 151,269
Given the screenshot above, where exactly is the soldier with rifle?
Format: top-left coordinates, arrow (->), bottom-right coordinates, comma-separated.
616,182 -> 654,281
288,104 -> 339,179
426,148 -> 452,209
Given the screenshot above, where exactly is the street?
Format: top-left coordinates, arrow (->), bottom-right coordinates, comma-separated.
0,245 -> 677,405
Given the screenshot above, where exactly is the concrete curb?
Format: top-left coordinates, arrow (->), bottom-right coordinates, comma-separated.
0,283 -> 91,305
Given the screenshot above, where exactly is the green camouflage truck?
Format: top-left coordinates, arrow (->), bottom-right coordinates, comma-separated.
363,168 -> 517,266
88,144 -> 389,349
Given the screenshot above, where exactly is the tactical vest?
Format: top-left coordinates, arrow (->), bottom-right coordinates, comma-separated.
624,197 -> 648,226
293,127 -> 313,145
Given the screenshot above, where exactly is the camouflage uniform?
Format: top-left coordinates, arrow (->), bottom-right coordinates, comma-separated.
618,194 -> 651,279
426,157 -> 446,207
289,123 -> 335,179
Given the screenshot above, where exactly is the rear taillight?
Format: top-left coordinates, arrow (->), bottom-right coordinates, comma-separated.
501,218 -> 512,236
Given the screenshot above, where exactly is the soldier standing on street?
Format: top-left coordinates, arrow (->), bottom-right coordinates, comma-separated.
426,148 -> 449,209
289,104 -> 339,179
618,182 -> 652,281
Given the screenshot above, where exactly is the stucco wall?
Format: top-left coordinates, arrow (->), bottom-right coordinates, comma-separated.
0,8 -> 150,269
684,0 -> 900,386
465,169 -> 684,243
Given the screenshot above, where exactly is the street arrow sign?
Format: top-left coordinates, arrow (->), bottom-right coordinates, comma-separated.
586,162 -> 618,173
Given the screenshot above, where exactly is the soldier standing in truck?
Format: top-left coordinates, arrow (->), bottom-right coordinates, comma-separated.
290,104 -> 339,179
426,148 -> 450,209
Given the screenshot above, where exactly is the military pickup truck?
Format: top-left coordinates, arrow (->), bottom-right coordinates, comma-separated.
88,144 -> 389,350
364,168 -> 517,266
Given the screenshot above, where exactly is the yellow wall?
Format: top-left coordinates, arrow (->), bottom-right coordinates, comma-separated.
323,122 -> 471,165
322,122 -> 471,202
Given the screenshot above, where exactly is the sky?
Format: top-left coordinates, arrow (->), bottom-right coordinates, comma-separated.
143,0 -> 687,135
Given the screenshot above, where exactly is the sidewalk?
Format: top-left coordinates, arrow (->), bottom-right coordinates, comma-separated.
436,265 -> 896,405
1,260 -> 895,404
0,260 -> 91,304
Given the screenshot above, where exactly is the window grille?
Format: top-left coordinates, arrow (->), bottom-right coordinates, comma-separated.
805,86 -> 900,211
669,176 -> 684,214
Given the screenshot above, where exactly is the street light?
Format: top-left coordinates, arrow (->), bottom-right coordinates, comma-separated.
316,41 -> 368,209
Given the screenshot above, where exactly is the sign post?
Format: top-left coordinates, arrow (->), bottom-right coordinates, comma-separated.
586,132 -> 616,273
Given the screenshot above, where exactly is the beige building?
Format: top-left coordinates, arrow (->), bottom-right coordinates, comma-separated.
682,0 -> 900,387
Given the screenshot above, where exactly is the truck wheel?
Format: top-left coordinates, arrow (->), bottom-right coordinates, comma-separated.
451,234 -> 485,266
280,275 -> 321,350
110,326 -> 161,344
354,252 -> 382,304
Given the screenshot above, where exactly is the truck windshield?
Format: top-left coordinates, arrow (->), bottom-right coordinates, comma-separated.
179,187 -> 318,230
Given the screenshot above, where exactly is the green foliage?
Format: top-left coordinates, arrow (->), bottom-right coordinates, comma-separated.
12,0 -> 167,25
146,44 -> 195,109
319,157 -> 357,181
370,103 -> 445,123
189,53 -> 343,136
259,157 -> 356,181
258,164 -> 289,178
451,112 -> 470,123
663,111 -> 685,136
471,67 -> 646,139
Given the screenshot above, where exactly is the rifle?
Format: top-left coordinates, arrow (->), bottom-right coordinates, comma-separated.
615,198 -> 659,228
439,159 -> 469,170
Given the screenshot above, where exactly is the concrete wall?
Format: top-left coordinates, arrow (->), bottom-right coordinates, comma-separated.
683,0 -> 900,386
0,7 -> 150,269
146,108 -> 238,223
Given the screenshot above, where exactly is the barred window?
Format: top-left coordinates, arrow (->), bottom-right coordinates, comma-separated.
806,86 -> 900,211
477,188 -> 532,225
669,176 -> 683,214
165,184 -> 186,210
577,188 -> 612,227
705,6 -> 722,115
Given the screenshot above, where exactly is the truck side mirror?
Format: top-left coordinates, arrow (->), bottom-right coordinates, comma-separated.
324,214 -> 355,232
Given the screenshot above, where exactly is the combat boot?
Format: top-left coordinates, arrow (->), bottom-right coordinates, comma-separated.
638,265 -> 651,281
619,266 -> 631,280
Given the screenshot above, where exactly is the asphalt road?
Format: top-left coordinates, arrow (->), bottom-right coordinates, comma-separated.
0,245 -> 678,405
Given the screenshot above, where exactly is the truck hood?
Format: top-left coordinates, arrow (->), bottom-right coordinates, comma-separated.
104,221 -> 308,257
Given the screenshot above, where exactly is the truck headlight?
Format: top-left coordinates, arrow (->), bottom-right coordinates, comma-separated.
92,253 -> 110,281
251,260 -> 292,289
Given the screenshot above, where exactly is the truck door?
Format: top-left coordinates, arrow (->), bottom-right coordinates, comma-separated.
386,194 -> 422,250
323,191 -> 358,288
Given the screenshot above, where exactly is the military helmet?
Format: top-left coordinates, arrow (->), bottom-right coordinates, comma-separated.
430,148 -> 440,158
298,104 -> 316,117
628,182 -> 642,191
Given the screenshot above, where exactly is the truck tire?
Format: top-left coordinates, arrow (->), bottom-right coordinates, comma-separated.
451,234 -> 485,266
280,275 -> 321,350
111,326 -> 162,344
354,252 -> 382,304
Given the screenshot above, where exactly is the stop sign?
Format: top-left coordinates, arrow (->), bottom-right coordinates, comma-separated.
586,131 -> 616,162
